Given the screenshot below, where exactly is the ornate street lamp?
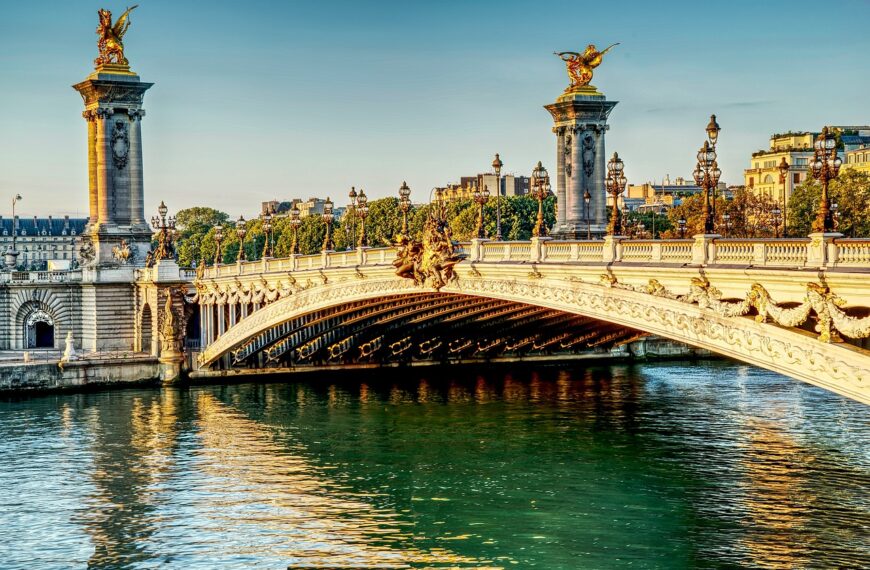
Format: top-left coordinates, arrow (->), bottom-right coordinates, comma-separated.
151,200 -> 177,261
398,181 -> 412,239
638,221 -> 646,239
832,201 -> 840,231
530,161 -> 550,238
8,193 -> 22,263
472,183 -> 490,239
235,215 -> 247,261
260,208 -> 273,258
347,187 -> 357,251
678,217 -> 687,238
693,141 -> 721,234
583,189 -> 592,240
810,127 -> 842,233
213,223 -> 224,265
289,206 -> 301,255
356,188 -> 369,247
322,196 -> 334,251
722,213 -> 731,237
605,152 -> 627,235
492,153 -> 503,240
778,157 -> 790,237
771,206 -> 782,238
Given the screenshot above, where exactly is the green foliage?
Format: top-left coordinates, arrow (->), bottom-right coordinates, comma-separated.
173,195 -> 560,266
662,187 -> 781,238
788,170 -> 870,237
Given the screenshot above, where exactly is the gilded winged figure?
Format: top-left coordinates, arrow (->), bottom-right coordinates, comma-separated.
555,43 -> 619,90
95,5 -> 139,66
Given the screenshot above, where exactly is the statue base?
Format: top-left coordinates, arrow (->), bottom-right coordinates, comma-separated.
558,84 -> 604,102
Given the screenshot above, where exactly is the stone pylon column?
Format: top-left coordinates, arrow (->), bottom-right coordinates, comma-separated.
545,86 -> 617,239
73,63 -> 153,266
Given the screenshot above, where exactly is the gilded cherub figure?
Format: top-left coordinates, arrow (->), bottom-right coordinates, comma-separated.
95,5 -> 139,67
555,43 -> 619,91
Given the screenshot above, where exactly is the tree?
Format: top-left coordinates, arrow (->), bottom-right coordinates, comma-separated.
173,207 -> 230,266
788,170 -> 870,237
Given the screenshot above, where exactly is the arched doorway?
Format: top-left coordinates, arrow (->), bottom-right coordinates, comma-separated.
25,310 -> 55,349
140,304 -> 153,354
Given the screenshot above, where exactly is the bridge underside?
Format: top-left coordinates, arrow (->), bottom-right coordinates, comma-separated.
219,293 -> 645,369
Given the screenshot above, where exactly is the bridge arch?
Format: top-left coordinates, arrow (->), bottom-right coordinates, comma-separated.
198,274 -> 869,405
12,289 -> 69,350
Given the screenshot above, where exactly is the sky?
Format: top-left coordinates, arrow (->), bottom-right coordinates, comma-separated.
0,0 -> 868,219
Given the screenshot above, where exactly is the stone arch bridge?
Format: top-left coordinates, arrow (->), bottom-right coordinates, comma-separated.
177,235 -> 870,405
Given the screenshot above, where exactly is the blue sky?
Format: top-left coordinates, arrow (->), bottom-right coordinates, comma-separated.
0,0 -> 868,218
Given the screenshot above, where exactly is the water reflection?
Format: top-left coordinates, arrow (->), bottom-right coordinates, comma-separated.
0,361 -> 866,569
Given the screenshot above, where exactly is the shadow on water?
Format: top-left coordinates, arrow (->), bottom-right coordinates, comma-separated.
0,360 -> 867,569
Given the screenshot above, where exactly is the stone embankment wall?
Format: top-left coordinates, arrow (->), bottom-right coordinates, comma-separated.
0,356 -> 159,393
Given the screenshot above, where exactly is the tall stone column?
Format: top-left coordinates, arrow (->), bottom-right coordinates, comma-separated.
545,86 -> 617,239
84,112 -> 99,228
554,127 -> 567,232
95,107 -> 115,228
127,109 -> 147,229
73,64 -> 153,266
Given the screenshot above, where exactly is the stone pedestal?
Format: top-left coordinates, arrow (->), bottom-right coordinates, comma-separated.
73,63 -> 153,267
692,234 -> 722,265
545,86 -> 617,239
807,232 -> 844,267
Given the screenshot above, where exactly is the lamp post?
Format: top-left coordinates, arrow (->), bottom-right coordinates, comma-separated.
322,196 -> 334,252
694,115 -> 722,234
356,189 -> 369,247
492,153 -> 503,240
605,152 -> 627,235
398,181 -> 411,239
771,206 -> 782,238
9,193 -> 22,261
583,189 -> 592,240
260,209 -> 273,258
832,201 -> 840,231
213,223 -> 224,265
236,215 -> 247,261
289,206 -> 301,255
678,217 -> 687,238
693,143 -> 721,234
531,161 -> 550,238
473,182 -> 490,239
722,213 -> 731,237
810,126 -> 841,233
347,187 -> 357,251
778,157 -> 790,237
150,200 -> 177,261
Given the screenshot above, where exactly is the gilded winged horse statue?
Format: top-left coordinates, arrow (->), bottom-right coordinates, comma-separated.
95,5 -> 138,67
555,43 -> 619,92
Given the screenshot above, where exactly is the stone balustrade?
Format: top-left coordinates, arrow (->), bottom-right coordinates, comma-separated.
196,234 -> 870,280
0,270 -> 81,283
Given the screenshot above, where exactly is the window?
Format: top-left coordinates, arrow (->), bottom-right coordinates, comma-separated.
749,177 -> 754,187
793,173 -> 800,184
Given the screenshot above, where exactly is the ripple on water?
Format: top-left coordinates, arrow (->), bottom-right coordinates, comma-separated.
0,361 -> 867,569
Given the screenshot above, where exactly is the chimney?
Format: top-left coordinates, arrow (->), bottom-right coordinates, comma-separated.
48,215 -> 53,236
63,215 -> 69,229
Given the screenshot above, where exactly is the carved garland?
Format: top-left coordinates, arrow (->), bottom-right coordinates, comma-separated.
599,275 -> 870,343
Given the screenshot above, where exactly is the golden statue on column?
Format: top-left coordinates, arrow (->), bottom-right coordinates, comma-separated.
94,5 -> 138,67
555,43 -> 619,93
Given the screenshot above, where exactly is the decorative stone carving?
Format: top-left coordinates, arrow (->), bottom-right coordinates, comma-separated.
78,240 -> 96,265
582,133 -> 595,177
111,119 -> 129,169
159,290 -> 182,355
112,239 -> 133,264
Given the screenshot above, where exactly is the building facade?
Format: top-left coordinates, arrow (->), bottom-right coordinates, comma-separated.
744,132 -> 814,204
0,216 -> 87,270
844,145 -> 870,175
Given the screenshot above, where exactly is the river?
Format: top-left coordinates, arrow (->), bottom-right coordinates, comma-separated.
0,360 -> 867,569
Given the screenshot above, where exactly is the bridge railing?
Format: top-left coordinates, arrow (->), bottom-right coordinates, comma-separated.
0,270 -> 82,283
197,234 -> 870,280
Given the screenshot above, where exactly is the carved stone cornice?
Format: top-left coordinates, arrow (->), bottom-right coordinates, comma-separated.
72,78 -> 153,109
